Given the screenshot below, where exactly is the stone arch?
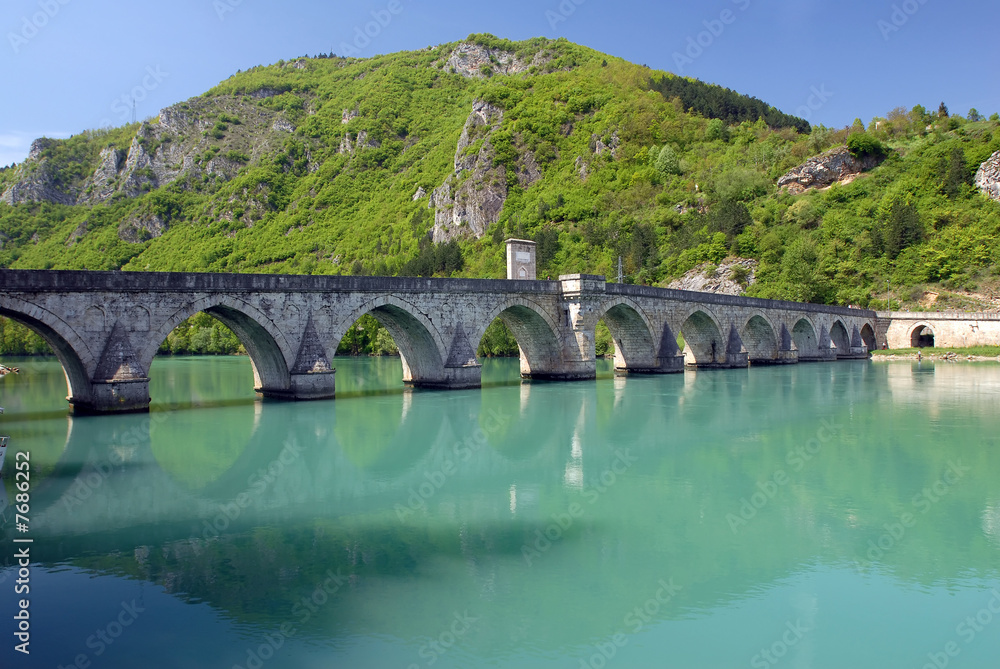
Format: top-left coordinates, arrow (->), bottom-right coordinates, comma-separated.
475,297 -> 563,378
830,319 -> 851,355
0,295 -> 96,405
679,308 -> 725,366
860,323 -> 877,351
791,317 -> 818,356
742,314 -> 780,363
334,295 -> 448,384
143,296 -> 293,391
595,297 -> 657,371
909,323 -> 935,348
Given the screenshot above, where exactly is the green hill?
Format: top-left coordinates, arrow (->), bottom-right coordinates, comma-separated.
2,34 -> 1000,355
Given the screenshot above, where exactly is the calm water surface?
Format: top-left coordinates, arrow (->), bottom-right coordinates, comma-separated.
2,356 -> 999,668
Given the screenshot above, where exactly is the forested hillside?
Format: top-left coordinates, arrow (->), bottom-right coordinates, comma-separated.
2,34 -> 1000,356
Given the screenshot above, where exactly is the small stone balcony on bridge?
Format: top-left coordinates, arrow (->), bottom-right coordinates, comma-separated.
0,269 -> 876,414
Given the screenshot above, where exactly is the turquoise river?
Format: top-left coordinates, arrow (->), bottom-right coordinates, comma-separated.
1,356 -> 1000,668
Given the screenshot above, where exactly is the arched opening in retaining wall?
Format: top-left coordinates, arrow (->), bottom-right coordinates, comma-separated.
742,315 -> 779,363
860,324 -> 877,351
680,310 -> 724,366
0,305 -> 91,408
792,318 -> 818,356
597,302 -> 657,372
830,320 -> 851,356
910,325 -> 935,348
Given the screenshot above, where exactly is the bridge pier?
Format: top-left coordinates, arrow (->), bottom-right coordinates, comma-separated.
750,350 -> 798,366
258,370 -> 337,401
620,353 -> 687,374
798,348 -> 837,362
71,378 -> 151,415
407,363 -> 482,390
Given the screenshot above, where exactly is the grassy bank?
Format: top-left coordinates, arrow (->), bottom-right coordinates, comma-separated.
872,346 -> 1000,358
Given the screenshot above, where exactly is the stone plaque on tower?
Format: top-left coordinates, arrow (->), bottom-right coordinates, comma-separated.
505,238 -> 537,280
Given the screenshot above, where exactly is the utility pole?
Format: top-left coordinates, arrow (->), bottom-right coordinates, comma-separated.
617,256 -> 623,284
886,279 -> 890,312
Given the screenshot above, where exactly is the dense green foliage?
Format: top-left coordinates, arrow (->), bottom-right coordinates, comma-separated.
2,36 -> 1000,358
650,74 -> 810,133
157,312 -> 244,355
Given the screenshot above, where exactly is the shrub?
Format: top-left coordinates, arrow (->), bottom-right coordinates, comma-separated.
846,133 -> 887,158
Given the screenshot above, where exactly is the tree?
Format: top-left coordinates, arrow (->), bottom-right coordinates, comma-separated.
534,225 -> 560,270
628,221 -> 658,272
654,145 -> 681,177
942,147 -> 970,199
706,118 -> 729,142
968,108 -> 983,122
881,197 -> 922,258
711,199 -> 753,239
938,102 -> 949,118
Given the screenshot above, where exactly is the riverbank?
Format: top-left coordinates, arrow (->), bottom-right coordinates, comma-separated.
871,346 -> 1000,362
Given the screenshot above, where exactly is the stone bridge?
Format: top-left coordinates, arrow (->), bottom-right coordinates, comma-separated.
0,269 -> 877,413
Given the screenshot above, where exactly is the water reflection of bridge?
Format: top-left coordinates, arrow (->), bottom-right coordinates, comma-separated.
10,362 -> 1000,653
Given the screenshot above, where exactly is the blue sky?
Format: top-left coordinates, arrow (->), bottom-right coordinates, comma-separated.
2,0 -> 997,166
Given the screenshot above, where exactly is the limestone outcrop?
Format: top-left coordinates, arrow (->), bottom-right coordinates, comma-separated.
429,98 -> 545,242
430,100 -> 508,243
975,150 -> 1000,202
777,146 -> 885,194
0,139 -> 76,205
666,258 -> 758,296
443,42 -> 541,78
2,96 -> 300,207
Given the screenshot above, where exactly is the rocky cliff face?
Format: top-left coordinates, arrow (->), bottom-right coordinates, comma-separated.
975,150 -> 1000,202
442,42 -> 546,78
777,146 -> 885,194
430,99 -> 544,243
666,258 -> 757,295
430,100 -> 505,243
1,96 -> 300,207
0,139 -> 76,205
